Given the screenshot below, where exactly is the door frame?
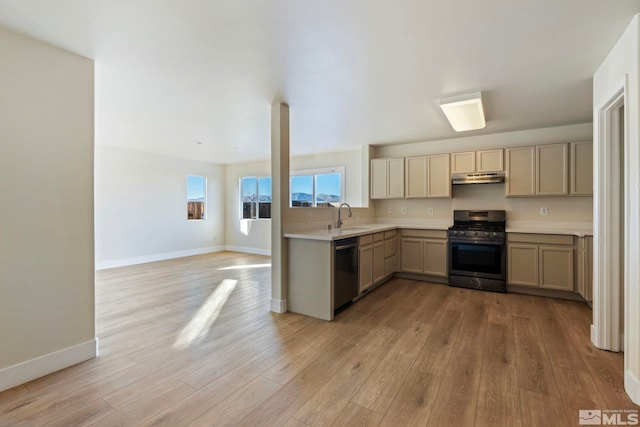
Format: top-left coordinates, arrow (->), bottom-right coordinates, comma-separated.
592,79 -> 627,353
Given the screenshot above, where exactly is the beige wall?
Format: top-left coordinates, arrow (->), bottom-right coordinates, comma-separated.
376,180 -> 593,224
0,28 -> 95,370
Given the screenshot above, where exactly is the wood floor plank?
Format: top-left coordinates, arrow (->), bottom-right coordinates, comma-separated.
526,296 -> 587,372
425,291 -> 488,427
512,315 -> 561,397
410,282 -> 452,325
475,405 -> 522,427
518,388 -> 571,427
38,398 -> 115,427
583,352 -> 638,409
293,327 -> 398,426
92,380 -> 197,427
235,338 -> 357,426
137,335 -> 307,426
188,375 -> 282,427
378,370 -> 440,427
0,385 -> 30,408
485,291 -> 514,326
350,321 -> 434,414
551,363 -> 608,419
410,309 -> 464,376
331,402 -> 382,427
477,322 -> 520,417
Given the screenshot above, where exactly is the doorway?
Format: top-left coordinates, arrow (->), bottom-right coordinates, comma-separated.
593,88 -> 626,353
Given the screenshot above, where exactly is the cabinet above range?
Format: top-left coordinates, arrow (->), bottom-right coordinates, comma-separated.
451,149 -> 504,174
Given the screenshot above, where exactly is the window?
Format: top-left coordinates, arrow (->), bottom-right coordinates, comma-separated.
240,176 -> 272,219
290,167 -> 344,207
187,175 -> 206,220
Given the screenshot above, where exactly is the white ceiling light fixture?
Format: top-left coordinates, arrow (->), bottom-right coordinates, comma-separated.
439,91 -> 486,132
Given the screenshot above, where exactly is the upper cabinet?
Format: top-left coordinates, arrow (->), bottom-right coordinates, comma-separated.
405,153 -> 451,198
505,146 -> 536,196
427,153 -> 451,198
477,149 -> 504,172
371,157 -> 404,199
450,151 -> 475,174
451,149 -> 504,174
536,143 -> 569,195
570,141 -> 593,196
506,142 -> 591,197
405,156 -> 428,198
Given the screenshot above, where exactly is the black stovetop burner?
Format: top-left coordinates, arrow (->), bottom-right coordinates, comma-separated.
449,210 -> 506,231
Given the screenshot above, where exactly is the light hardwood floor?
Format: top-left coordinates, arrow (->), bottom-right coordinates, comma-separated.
0,251 -> 637,426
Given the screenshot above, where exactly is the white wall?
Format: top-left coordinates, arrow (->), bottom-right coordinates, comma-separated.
593,14 -> 640,404
0,27 -> 95,390
224,147 -> 369,254
374,123 -> 594,225
95,146 -> 225,268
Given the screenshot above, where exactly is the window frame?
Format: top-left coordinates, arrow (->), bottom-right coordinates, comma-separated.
289,166 -> 345,208
240,176 -> 272,220
186,175 -> 207,221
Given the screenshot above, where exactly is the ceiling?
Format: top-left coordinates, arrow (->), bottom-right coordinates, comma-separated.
0,1 -> 638,164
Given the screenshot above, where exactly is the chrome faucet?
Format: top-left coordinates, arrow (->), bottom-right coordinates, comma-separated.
336,202 -> 352,228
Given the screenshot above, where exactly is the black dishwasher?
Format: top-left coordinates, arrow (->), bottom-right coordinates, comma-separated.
334,237 -> 359,311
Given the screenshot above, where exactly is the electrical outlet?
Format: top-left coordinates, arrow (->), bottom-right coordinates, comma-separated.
387,207 -> 392,214
401,207 -> 407,215
540,207 -> 548,216
356,212 -> 361,220
307,213 -> 313,223
427,207 -> 434,215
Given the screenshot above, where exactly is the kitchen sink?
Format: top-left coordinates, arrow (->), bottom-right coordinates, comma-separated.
339,227 -> 371,231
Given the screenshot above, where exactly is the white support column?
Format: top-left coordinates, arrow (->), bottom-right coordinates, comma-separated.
270,103 -> 290,313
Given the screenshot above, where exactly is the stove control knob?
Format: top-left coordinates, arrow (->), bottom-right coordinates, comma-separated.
459,231 -> 465,236
492,232 -> 498,237
472,231 -> 478,236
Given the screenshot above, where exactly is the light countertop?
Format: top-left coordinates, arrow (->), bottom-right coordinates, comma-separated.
284,220 -> 592,241
284,223 -> 399,241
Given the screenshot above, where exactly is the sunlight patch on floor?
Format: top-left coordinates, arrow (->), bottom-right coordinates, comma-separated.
218,263 -> 271,271
173,279 -> 238,349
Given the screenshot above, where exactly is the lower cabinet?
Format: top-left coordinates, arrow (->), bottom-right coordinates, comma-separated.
359,238 -> 374,293
576,236 -> 593,302
360,231 -> 397,294
400,229 -> 448,277
383,230 -> 398,277
507,233 -> 574,291
373,239 -> 385,284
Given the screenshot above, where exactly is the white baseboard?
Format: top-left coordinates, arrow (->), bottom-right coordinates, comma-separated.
96,246 -> 224,270
0,338 -> 98,392
224,246 -> 271,256
270,298 -> 287,313
625,369 -> 640,405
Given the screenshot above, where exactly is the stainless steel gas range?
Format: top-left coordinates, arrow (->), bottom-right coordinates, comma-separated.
448,210 -> 506,293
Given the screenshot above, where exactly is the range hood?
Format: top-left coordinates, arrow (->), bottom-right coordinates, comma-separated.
451,171 -> 505,185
